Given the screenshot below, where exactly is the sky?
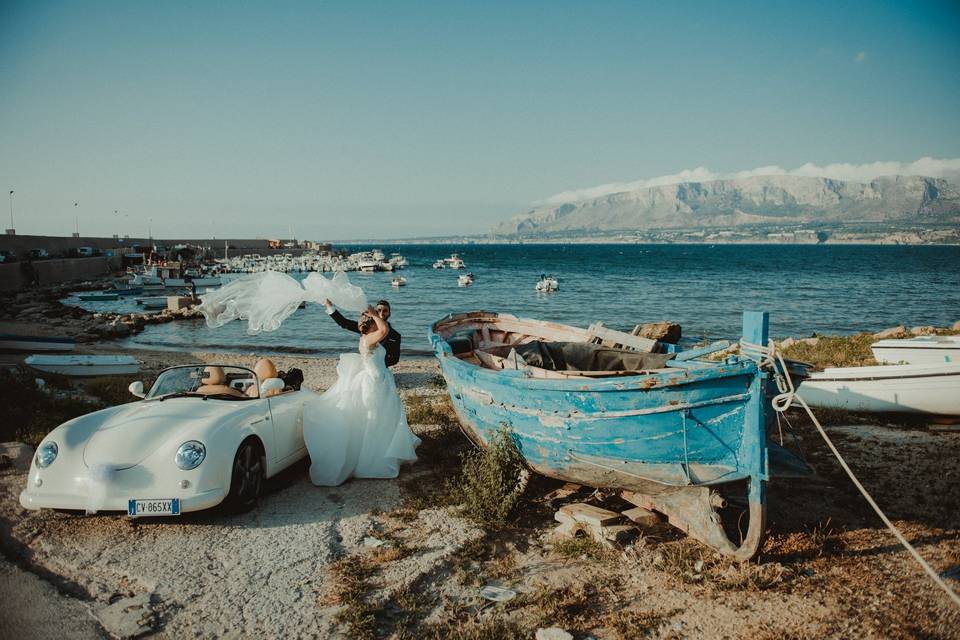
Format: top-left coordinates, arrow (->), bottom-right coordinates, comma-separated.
1,1 -> 959,241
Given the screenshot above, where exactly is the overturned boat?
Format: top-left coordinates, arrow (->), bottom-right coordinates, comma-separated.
871,335 -> 960,365
430,310 -> 794,560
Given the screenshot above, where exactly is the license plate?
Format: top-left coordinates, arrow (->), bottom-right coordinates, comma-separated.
127,498 -> 180,517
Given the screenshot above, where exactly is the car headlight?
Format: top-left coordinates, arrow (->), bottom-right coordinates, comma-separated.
36,442 -> 58,468
175,441 -> 206,470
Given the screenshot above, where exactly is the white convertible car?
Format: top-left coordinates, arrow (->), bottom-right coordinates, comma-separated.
20,362 -> 315,516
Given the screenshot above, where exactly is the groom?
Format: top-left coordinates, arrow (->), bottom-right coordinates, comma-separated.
324,298 -> 401,367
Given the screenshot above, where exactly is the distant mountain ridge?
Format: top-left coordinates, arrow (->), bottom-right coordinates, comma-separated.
493,174 -> 960,236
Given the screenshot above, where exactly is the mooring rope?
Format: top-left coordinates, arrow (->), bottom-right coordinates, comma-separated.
740,339 -> 960,609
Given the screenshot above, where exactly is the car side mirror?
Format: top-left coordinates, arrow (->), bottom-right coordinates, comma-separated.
259,378 -> 284,396
128,381 -> 145,398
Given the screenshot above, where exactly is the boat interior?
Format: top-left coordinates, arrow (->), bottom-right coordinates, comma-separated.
435,313 -> 731,380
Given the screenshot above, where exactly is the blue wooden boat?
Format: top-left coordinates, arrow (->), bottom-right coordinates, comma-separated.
430,310 -> 781,560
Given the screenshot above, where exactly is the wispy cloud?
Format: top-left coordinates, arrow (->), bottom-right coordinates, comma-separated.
854,51 -> 868,63
539,157 -> 960,204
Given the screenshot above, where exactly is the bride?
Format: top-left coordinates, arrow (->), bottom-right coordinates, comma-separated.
303,304 -> 420,486
196,271 -> 420,487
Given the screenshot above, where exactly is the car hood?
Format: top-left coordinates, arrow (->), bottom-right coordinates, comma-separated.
81,398 -> 255,469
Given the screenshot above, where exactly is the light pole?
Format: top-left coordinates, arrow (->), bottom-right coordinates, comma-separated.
7,190 -> 13,235
73,202 -> 79,237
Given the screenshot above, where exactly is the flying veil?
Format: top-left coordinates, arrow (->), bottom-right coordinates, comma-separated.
197,270 -> 368,334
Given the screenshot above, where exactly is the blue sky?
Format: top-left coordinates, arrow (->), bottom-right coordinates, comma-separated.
1,1 -> 958,240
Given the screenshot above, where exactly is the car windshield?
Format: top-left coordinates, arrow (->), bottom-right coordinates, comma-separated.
146,365 -> 258,400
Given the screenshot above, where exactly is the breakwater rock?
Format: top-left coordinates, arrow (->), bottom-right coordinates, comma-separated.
0,285 -> 204,343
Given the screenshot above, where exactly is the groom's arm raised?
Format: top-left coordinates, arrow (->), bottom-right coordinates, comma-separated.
324,299 -> 361,334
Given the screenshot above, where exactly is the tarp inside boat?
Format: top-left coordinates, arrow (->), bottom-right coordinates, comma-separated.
513,340 -> 675,372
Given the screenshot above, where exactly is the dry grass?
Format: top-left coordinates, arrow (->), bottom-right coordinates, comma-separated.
550,535 -> 614,561
324,555 -> 379,640
405,393 -> 460,428
85,376 -> 138,406
603,607 -> 682,639
781,333 -> 878,370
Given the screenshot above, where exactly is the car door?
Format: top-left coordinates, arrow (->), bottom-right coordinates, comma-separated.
266,392 -> 306,464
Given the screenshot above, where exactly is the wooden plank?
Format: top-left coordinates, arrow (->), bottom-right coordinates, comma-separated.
674,340 -> 732,361
586,322 -> 659,352
622,506 -> 660,527
558,503 -> 622,527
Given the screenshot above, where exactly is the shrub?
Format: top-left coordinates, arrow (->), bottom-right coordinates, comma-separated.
447,427 -> 526,526
0,366 -> 101,447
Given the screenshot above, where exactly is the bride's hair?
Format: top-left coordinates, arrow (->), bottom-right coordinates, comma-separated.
358,313 -> 376,334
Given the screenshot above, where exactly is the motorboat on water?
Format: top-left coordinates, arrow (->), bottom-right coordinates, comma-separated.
430,310 -> 806,560
25,355 -> 140,377
432,260 -> 446,269
137,296 -> 169,309
797,362 -> 960,416
0,334 -> 75,352
445,254 -> 466,269
457,273 -> 474,287
871,335 -> 960,365
76,292 -> 119,302
535,275 -> 559,292
391,276 -> 407,287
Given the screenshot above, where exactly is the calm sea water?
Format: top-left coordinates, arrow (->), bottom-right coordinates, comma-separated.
68,244 -> 960,358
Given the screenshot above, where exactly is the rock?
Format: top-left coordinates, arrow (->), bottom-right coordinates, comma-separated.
536,629 -> 574,640
634,321 -> 681,344
910,325 -> 937,336
874,325 -> 907,339
800,337 -> 819,346
93,593 -> 156,638
622,506 -> 660,527
0,442 -> 33,472
953,321 -> 960,331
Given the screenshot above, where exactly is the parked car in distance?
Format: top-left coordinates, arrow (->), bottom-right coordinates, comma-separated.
77,246 -> 99,257
0,250 -> 16,263
29,248 -> 50,259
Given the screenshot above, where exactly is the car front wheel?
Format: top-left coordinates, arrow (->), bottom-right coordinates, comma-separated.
224,440 -> 264,512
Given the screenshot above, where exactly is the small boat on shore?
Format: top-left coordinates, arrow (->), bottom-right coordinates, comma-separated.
535,275 -> 559,292
25,354 -> 140,377
798,362 -> 960,416
457,273 -> 474,287
137,296 -> 169,310
871,335 -> 960,365
391,277 -> 407,288
0,334 -> 75,352
431,310 -> 790,560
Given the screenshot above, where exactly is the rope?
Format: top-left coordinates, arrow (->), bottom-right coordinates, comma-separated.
743,339 -> 960,609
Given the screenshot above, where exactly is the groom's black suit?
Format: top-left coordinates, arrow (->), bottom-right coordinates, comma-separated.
328,309 -> 401,367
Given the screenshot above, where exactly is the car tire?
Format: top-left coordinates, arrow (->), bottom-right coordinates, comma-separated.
223,439 -> 264,513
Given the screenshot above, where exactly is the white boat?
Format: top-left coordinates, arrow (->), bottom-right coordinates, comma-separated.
432,260 -> 446,269
391,277 -> 407,287
357,260 -> 380,273
25,355 -> 140,377
871,335 -> 960,365
0,334 -> 75,352
445,254 -> 466,269
165,276 -> 221,288
535,275 -> 559,293
457,273 -> 474,287
797,362 -> 960,415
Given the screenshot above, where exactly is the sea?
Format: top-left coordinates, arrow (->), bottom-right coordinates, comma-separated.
66,244 -> 960,359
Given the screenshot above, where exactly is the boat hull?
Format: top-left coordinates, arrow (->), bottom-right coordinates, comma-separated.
25,355 -> 139,377
798,363 -> 960,415
0,334 -> 75,352
871,336 -> 960,365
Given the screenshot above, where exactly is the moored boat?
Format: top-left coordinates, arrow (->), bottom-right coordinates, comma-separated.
76,292 -> 119,301
457,273 -> 474,287
0,334 -> 76,352
25,354 -> 140,377
535,275 -> 559,292
391,276 -> 407,287
871,335 -> 960,365
430,310 -> 782,560
797,362 -> 960,416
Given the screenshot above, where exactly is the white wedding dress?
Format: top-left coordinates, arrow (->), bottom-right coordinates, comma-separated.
303,339 -> 421,486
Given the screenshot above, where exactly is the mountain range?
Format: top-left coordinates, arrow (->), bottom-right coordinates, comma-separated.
492,174 -> 960,237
